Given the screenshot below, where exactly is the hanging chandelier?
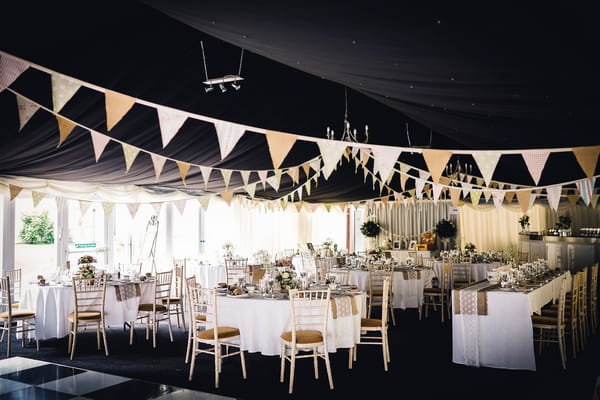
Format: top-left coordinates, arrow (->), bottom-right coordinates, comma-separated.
326,87 -> 368,143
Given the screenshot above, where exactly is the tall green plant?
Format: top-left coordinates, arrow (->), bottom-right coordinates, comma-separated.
19,211 -> 55,244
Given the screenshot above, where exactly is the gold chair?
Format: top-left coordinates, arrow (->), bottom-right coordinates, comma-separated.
225,258 -> 250,286
451,262 -> 472,289
184,275 -> 200,364
0,275 -> 39,357
280,288 -> 333,394
420,261 -> 451,322
4,268 -> 22,308
367,267 -> 396,326
542,271 -> 580,358
164,262 -> 186,330
315,258 -> 332,282
589,263 -> 598,333
532,276 -> 568,369
68,276 -> 108,360
578,266 -> 589,343
187,285 -> 246,388
350,277 -> 391,371
129,270 -> 174,348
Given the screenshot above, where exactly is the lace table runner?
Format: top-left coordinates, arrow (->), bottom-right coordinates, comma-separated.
330,295 -> 358,319
402,270 -> 421,280
114,283 -> 141,302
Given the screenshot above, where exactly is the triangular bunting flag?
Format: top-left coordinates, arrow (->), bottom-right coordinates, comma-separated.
177,161 -> 191,185
221,169 -> 232,188
400,174 -> 409,191
470,190 -> 482,207
156,106 -> 188,148
90,131 -> 111,162
56,115 -> 76,147
505,191 -> 516,204
591,194 -> 599,208
432,183 -> 443,203
302,162 -> 311,177
521,150 -> 550,185
287,166 -> 299,184
316,140 -> 346,179
16,94 -> 39,130
79,200 -> 91,217
414,178 -> 426,200
105,90 -> 136,131
516,190 -> 532,214
265,130 -> 297,169
572,145 -> 600,181
220,189 -> 235,205
0,54 -> 29,92
32,191 -> 44,208
305,180 -> 311,196
9,184 -> 22,200
126,202 -> 140,219
101,202 -> 114,217
173,199 -> 187,215
546,185 -> 562,211
491,190 -> 504,210
281,197 -> 289,211
294,201 -> 304,212
214,120 -> 246,160
461,182 -> 472,198
567,193 -> 579,207
418,170 -> 431,182
51,73 -> 81,112
482,190 -> 492,203
371,146 -> 402,183
121,143 -> 140,172
197,196 -> 211,211
151,202 -> 162,215
422,149 -> 452,183
310,159 -> 321,174
359,147 -> 371,166
150,154 -> 167,180
575,179 -> 593,206
472,151 -> 501,186
245,182 -> 257,198
257,170 -> 268,190
240,170 -> 251,187
200,166 -> 212,189
266,175 -> 280,192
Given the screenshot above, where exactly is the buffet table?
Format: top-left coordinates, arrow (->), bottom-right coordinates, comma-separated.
20,280 -> 154,340
216,292 -> 365,356
451,271 -> 571,370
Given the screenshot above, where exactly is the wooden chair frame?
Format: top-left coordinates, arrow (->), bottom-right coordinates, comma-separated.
0,275 -> 39,357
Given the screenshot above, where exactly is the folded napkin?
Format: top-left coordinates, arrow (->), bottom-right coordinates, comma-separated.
115,283 -> 141,302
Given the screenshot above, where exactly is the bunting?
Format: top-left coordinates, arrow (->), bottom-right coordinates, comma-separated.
294,201 -> 304,212
592,194 -> 599,209
572,145 -> 600,181
221,169 -> 232,188
287,166 -> 299,184
126,202 -> 140,219
32,191 -> 44,207
105,90 -> 136,131
16,94 -> 39,130
157,106 -> 188,148
214,120 -> 246,160
265,130 -> 297,169
257,170 -> 268,189
240,170 -> 251,187
0,54 -> 29,92
516,190 -> 532,213
79,200 -> 92,216
422,149 -> 452,183
101,202 -> 114,217
151,202 -> 162,215
121,143 -> 140,172
491,190 -> 504,210
371,146 -> 402,183
150,153 -> 167,180
546,185 -> 562,211
177,161 -> 191,185
575,178 -> 593,206
56,115 -> 76,147
505,191 -> 516,204
220,189 -> 235,205
567,193 -> 579,207
266,174 -> 280,192
199,166 -> 212,189
90,131 -> 110,162
470,190 -> 482,207
245,182 -> 257,198
472,151 -> 501,186
51,73 -> 81,112
522,150 -> 550,185
197,196 -> 211,211
9,184 -> 22,200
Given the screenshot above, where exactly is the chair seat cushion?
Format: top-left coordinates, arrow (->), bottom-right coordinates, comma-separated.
68,311 -> 101,321
0,310 -> 35,319
138,303 -> 168,312
197,326 -> 240,340
163,297 -> 181,303
280,329 -> 323,344
361,318 -> 382,328
531,315 -> 558,325
423,287 -> 442,294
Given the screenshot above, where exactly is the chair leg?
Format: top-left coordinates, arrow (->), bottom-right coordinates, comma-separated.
324,351 -> 334,390
279,343 -> 286,383
348,346 -> 353,369
288,351 -> 296,394
214,344 -> 220,388
188,340 -> 197,381
129,321 -> 135,345
102,324 -> 109,356
239,347 -> 247,379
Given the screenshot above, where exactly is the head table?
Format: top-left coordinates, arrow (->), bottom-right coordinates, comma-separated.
19,280 -> 154,340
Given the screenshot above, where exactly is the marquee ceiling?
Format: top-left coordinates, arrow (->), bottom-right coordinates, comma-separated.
0,1 -> 598,207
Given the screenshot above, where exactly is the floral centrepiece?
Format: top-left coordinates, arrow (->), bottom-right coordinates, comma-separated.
253,249 -> 272,265
274,266 -> 297,290
77,255 -> 97,264
275,258 -> 292,268
222,241 -> 234,259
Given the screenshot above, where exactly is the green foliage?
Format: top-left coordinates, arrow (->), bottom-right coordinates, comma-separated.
556,215 -> 571,229
19,211 -> 55,244
518,214 -> 530,228
360,220 -> 381,237
435,219 -> 456,238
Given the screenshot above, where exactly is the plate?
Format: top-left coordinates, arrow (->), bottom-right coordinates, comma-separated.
227,294 -> 249,298
217,292 -> 227,296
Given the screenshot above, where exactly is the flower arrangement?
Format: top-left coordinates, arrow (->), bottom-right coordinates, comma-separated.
518,215 -> 530,230
222,241 -> 234,259
79,263 -> 95,279
77,255 -> 97,264
253,249 -> 272,265
464,242 -> 476,253
360,220 -> 381,237
275,258 -> 292,267
274,266 -> 297,290
435,219 -> 456,239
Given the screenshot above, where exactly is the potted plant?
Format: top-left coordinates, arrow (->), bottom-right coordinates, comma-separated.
360,221 -> 381,237
518,215 -> 530,232
435,219 -> 456,250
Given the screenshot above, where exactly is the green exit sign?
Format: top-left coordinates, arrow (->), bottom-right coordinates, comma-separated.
74,243 -> 96,249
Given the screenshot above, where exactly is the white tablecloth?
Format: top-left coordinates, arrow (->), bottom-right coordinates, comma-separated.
186,264 -> 227,288
20,281 -> 154,340
340,268 -> 434,310
451,271 -> 571,370
216,293 -> 365,356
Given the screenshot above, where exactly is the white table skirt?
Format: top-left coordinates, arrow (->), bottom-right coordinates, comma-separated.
216,293 -> 366,356
342,269 -> 433,310
451,271 -> 571,371
20,281 -> 154,340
